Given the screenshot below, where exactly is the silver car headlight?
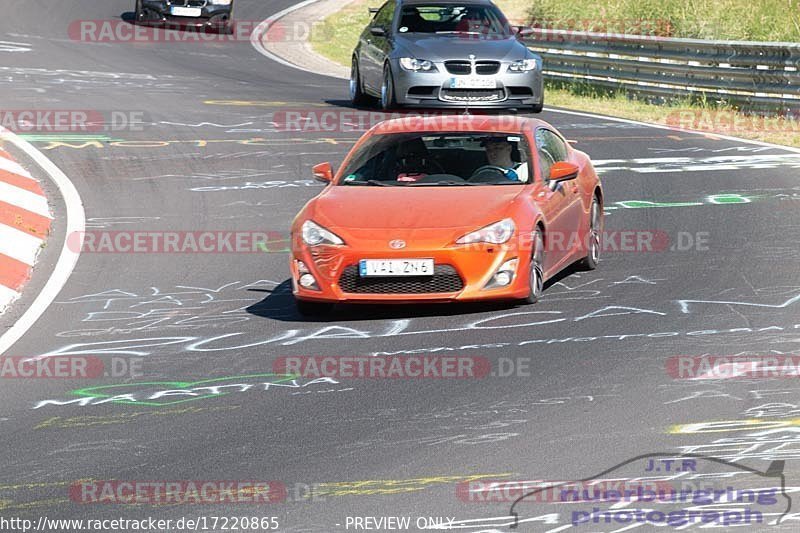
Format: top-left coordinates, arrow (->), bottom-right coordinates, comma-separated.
508,59 -> 538,72
399,57 -> 437,72
456,218 -> 515,245
301,220 -> 344,246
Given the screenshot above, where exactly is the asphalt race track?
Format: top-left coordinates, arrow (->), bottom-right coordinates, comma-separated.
1,1 -> 800,531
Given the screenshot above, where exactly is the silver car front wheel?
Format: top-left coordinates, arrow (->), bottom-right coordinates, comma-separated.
380,65 -> 396,110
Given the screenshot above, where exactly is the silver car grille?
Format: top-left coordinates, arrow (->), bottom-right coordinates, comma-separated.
167,0 -> 208,7
444,61 -> 471,75
440,88 -> 505,101
475,61 -> 500,75
444,60 -> 501,75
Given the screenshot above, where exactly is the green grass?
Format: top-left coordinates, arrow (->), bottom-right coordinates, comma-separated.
311,0 -> 800,147
312,1 -> 376,67
525,0 -> 800,41
317,0 -> 800,45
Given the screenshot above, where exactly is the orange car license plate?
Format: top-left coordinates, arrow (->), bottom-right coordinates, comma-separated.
359,259 -> 434,277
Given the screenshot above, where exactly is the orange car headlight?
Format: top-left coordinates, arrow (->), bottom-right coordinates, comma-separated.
301,220 -> 344,246
456,218 -> 515,245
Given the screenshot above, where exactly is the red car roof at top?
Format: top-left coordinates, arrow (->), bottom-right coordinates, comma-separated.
368,114 -> 548,136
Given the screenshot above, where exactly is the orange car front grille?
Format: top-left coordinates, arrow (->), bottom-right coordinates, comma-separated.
338,264 -> 464,294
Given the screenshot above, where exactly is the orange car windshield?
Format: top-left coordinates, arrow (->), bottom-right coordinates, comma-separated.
338,132 -> 532,186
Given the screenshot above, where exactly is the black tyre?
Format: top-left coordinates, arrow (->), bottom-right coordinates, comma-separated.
349,57 -> 370,107
380,64 -> 397,111
531,98 -> 544,113
580,196 -> 601,270
296,299 -> 334,316
522,228 -> 545,304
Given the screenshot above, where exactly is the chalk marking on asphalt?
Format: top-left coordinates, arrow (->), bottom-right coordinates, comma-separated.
0,126 -> 85,354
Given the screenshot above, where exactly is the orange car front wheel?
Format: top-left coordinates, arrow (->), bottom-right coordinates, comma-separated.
522,228 -> 544,304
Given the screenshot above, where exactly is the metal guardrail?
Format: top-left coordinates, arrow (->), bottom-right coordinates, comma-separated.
522,28 -> 800,112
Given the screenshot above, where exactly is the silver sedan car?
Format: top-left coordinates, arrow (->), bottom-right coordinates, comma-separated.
350,0 -> 543,111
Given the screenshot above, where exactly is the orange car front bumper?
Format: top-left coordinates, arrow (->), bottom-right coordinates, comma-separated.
291,241 -> 532,303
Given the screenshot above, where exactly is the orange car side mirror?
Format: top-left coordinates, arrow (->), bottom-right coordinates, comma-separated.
312,162 -> 334,183
549,161 -> 579,182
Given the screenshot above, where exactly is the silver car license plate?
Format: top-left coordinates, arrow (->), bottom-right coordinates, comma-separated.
450,77 -> 496,89
170,6 -> 202,17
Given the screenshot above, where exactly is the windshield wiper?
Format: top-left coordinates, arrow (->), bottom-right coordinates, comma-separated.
406,180 -> 479,186
435,31 -> 482,34
343,179 -> 397,186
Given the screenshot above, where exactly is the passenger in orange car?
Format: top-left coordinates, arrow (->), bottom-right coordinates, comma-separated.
394,138 -> 444,182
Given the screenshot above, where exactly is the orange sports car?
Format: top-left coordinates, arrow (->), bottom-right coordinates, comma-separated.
290,115 -> 603,315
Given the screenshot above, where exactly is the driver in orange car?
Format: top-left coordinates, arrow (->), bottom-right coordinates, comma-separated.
482,136 -> 528,181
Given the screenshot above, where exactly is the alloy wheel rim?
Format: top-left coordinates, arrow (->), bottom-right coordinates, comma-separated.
589,201 -> 600,263
381,71 -> 391,108
349,61 -> 358,100
532,232 -> 544,297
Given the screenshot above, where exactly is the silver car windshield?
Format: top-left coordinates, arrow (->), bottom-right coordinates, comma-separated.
397,5 -> 511,35
338,132 -> 532,186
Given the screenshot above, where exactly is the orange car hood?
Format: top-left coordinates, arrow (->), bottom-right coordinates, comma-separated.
310,185 -> 525,230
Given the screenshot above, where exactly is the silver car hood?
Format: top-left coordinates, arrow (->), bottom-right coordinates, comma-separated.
394,34 -> 528,62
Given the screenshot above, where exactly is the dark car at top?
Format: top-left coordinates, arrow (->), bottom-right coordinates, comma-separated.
350,0 -> 543,111
134,0 -> 234,31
